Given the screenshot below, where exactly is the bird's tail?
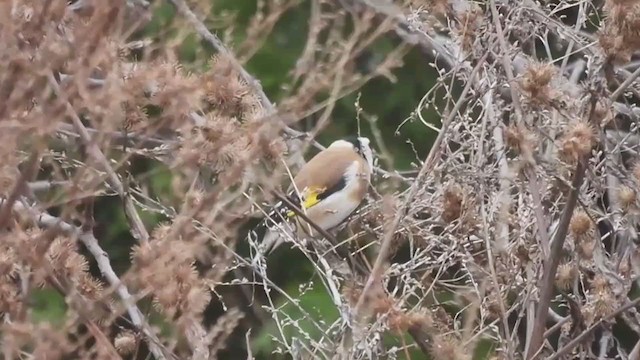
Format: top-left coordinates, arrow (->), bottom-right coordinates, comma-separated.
247,217 -> 295,270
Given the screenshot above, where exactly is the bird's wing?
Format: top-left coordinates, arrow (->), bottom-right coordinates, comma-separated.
292,147 -> 362,202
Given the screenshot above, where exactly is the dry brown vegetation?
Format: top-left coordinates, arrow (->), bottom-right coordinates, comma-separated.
3,0 -> 640,359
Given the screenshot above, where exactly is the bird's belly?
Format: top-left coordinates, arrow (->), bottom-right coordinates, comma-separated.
304,188 -> 360,230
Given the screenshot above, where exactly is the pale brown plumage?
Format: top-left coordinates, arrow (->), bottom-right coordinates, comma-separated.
292,146 -> 370,201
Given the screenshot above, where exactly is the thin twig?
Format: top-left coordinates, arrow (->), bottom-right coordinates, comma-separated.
548,297 -> 640,360
0,151 -> 40,229
166,0 -> 274,114
47,73 -> 150,243
611,64 -> 640,101
353,48 -> 489,316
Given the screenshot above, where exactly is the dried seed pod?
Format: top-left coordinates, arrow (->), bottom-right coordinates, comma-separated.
569,210 -> 593,238
114,331 -> 137,355
556,263 -> 578,290
559,121 -> 596,163
617,185 -> 637,211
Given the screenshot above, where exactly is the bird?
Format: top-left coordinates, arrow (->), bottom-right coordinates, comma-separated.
248,136 -> 374,261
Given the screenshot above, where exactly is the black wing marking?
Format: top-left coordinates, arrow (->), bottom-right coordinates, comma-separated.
251,175 -> 347,240
316,176 -> 347,201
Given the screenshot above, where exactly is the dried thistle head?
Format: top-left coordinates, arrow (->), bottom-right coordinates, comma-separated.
175,117 -> 252,173
75,272 -> 104,301
555,262 -> 578,290
591,274 -> 610,293
601,1 -> 640,64
0,163 -> 20,197
558,121 -> 596,163
504,124 -> 537,163
617,185 -> 637,211
577,237 -> 596,260
588,275 -> 617,321
0,277 -> 21,317
46,236 -> 77,270
430,334 -> 469,360
592,99 -> 614,127
121,102 -> 149,132
598,24 -> 631,64
387,309 -> 431,334
520,61 -> 556,105
0,246 -> 18,278
453,5 -> 483,53
151,222 -> 173,242
114,331 -> 137,356
569,210 -> 593,239
129,61 -> 203,121
441,184 -> 464,223
132,238 -> 210,320
202,74 -> 249,116
202,55 -> 262,120
570,210 -> 596,259
207,307 -> 245,355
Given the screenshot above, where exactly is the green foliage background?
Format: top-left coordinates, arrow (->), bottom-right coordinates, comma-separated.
35,1 -> 445,359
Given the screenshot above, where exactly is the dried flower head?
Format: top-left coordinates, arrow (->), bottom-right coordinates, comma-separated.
202,55 -> 261,119
592,99 -> 614,126
132,239 -> 210,320
593,296 -> 615,321
504,124 -> 537,163
0,246 -> 18,278
556,262 -> 578,290
0,164 -> 19,197
430,334 -> 469,360
0,278 -> 21,317
208,307 -> 245,355
577,238 -> 596,260
591,274 -> 610,293
441,184 -> 464,223
570,210 -> 593,238
600,0 -> 640,64
114,331 -> 137,355
121,102 -> 149,132
617,185 -> 637,211
559,121 -> 596,162
453,5 -> 483,53
387,309 -> 430,334
520,62 -> 556,104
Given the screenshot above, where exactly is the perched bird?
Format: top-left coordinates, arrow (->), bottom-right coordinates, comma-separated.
249,136 -> 374,260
